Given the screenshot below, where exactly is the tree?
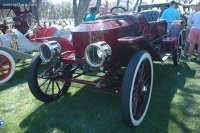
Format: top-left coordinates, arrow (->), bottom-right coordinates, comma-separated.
32,0 -> 42,21
73,0 -> 91,26
117,0 -> 120,6
96,0 -> 101,10
126,0 -> 129,10
133,0 -> 142,11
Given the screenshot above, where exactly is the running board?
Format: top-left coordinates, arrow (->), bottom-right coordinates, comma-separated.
159,52 -> 173,61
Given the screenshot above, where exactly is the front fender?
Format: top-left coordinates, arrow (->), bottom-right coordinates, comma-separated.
35,37 -> 74,52
113,36 -> 162,63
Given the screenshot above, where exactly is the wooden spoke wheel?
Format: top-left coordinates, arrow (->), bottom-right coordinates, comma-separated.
121,50 -> 153,127
28,54 -> 72,102
0,50 -> 15,84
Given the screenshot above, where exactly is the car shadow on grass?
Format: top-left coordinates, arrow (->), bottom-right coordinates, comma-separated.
19,61 -> 198,133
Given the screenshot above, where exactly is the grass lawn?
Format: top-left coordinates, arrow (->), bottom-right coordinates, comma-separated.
0,55 -> 200,133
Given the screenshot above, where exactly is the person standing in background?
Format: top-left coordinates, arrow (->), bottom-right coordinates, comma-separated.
184,4 -> 199,56
187,2 -> 200,61
161,1 -> 180,31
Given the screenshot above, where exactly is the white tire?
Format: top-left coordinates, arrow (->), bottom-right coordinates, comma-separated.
0,50 -> 15,84
121,50 -> 153,127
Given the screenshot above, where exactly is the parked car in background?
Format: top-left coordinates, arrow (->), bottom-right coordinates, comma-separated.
0,4 -> 73,84
27,6 -> 184,127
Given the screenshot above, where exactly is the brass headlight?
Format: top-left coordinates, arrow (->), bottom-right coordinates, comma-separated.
39,41 -> 61,62
84,41 -> 112,67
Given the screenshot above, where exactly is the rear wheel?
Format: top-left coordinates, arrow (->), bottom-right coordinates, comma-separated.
0,50 -> 15,84
173,34 -> 182,66
180,15 -> 187,29
28,54 -> 72,102
121,50 -> 153,127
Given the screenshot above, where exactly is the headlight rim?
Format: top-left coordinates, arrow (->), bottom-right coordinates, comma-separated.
84,41 -> 111,67
38,41 -> 61,62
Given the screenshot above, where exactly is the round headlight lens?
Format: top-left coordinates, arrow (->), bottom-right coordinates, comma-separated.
39,44 -> 51,61
39,41 -> 61,62
84,41 -> 111,67
87,46 -> 103,66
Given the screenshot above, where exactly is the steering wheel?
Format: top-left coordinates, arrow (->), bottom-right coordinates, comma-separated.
110,6 -> 127,13
26,13 -> 38,29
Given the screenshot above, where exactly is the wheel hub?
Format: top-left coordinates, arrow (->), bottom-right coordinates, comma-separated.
141,85 -> 147,93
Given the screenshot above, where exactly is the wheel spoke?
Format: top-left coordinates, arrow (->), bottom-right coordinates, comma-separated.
39,63 -> 50,70
1,70 -> 6,75
37,67 -> 52,78
40,65 -> 46,70
0,58 -> 5,66
39,79 -> 49,87
132,96 -> 139,116
52,81 -> 54,95
0,67 -> 10,72
140,62 -> 145,80
136,95 -> 144,116
135,72 -> 141,89
132,89 -> 139,99
133,60 -> 150,119
141,64 -> 147,82
45,80 -> 51,93
38,70 -> 49,78
133,93 -> 145,118
56,80 -> 61,91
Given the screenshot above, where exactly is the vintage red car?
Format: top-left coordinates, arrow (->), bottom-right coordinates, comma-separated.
27,7 -> 184,127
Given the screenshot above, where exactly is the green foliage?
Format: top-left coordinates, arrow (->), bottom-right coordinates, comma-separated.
39,1 -> 73,19
0,56 -> 199,132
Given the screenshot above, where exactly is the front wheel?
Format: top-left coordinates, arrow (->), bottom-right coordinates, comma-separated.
27,54 -> 72,102
121,50 -> 153,127
0,50 -> 15,84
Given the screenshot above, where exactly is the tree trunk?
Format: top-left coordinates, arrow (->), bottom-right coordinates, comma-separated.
139,0 -> 143,5
117,0 -> 120,6
133,0 -> 140,11
105,0 -> 108,6
73,0 -> 91,26
32,0 -> 42,22
96,0 -> 101,10
127,0 -> 129,10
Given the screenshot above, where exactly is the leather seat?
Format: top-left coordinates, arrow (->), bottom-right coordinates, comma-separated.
140,10 -> 160,22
